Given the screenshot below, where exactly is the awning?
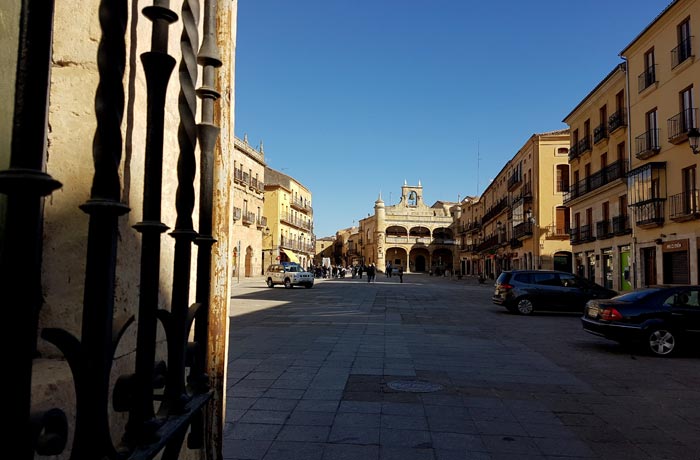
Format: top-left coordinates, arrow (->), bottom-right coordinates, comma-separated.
281,249 -> 300,264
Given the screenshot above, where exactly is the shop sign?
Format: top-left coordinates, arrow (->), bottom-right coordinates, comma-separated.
662,239 -> 688,253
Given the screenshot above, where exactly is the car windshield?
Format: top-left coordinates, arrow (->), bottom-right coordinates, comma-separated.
612,288 -> 662,302
285,265 -> 300,272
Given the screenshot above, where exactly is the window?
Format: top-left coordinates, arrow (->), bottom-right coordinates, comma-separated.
616,142 -> 625,163
681,86 -> 695,132
672,19 -> 692,68
639,48 -> 656,92
556,165 -> 569,192
627,163 -> 666,205
533,273 -> 559,286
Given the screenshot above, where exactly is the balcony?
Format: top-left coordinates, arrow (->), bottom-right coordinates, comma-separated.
669,189 -> 700,222
281,212 -> 313,231
671,36 -> 693,69
512,221 -> 533,240
563,160 -> 627,204
257,216 -> 268,229
509,238 -> 523,249
667,108 -> 697,144
612,215 -> 632,235
569,136 -> 592,161
507,171 -> 522,191
544,225 -> 570,240
638,65 -> 656,93
632,199 -> 665,228
242,211 -> 256,225
593,123 -> 608,144
233,206 -> 242,221
481,197 -> 509,225
511,181 -> 533,205
595,220 -> 613,240
608,109 -> 627,133
290,197 -> 313,213
570,225 -> 601,244
635,129 -> 660,159
476,234 -> 500,253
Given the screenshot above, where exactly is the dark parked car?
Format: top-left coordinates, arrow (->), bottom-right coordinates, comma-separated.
492,270 -> 617,315
582,286 -> 700,357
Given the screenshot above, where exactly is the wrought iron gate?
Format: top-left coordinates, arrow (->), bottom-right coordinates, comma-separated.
1,0 -> 226,458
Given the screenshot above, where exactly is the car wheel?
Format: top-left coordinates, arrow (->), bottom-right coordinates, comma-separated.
266,278 -> 274,288
516,298 -> 534,315
647,328 -> 677,356
284,279 -> 292,289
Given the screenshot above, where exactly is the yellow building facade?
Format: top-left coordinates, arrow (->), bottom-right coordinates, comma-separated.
263,167 -> 315,269
563,64 -> 634,291
359,182 -> 458,274
621,0 -> 700,286
233,137 -> 268,277
457,131 -> 572,279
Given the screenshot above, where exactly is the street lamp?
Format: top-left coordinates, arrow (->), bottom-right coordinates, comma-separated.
688,127 -> 700,154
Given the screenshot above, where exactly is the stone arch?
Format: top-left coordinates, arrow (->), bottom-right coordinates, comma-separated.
432,227 -> 453,240
386,225 -> 408,237
409,226 -> 430,237
409,247 -> 430,272
386,247 -> 408,271
245,246 -> 253,277
431,248 -> 453,275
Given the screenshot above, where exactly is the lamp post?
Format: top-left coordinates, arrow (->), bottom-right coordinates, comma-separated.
688,127 -> 700,154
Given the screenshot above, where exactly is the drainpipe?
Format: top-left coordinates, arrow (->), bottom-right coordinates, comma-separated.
622,57 -> 637,289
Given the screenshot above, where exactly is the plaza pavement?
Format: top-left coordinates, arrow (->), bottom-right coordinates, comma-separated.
224,273 -> 700,460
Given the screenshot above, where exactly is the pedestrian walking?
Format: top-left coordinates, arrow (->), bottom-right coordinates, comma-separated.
398,266 -> 403,283
367,263 -> 375,283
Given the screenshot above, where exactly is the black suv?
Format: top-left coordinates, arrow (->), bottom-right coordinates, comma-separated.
492,270 -> 617,315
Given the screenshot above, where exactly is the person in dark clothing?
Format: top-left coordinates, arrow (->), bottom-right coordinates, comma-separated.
398,266 -> 403,283
367,263 -> 375,283
358,265 -> 364,279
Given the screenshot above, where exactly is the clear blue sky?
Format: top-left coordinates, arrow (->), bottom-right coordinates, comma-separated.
235,0 -> 669,238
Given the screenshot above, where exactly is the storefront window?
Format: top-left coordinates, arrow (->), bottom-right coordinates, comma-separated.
619,246 -> 632,291
602,248 -> 613,289
588,252 -> 596,283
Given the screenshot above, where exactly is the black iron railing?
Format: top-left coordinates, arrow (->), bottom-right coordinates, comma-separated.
563,160 -> 627,203
608,108 -> 627,133
667,108 -> 697,143
671,36 -> 693,68
596,220 -> 613,240
481,196 -> 509,225
2,0 -> 224,458
513,221 -> 533,240
669,189 -> 699,221
638,65 -> 656,92
635,129 -> 661,159
594,123 -> 608,144
633,199 -> 665,227
612,214 -> 632,234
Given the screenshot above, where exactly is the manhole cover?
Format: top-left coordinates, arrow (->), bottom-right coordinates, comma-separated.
386,380 -> 443,393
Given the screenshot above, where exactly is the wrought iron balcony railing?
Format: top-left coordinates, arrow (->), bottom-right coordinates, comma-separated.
563,160 -> 627,203
638,65 -> 656,92
635,129 -> 661,159
612,214 -> 632,235
671,36 -> 693,69
594,123 -> 608,144
633,199 -> 665,228
608,108 -> 627,133
596,220 -> 613,240
667,108 -> 697,144
669,189 -> 700,221
507,171 -> 522,190
512,221 -> 533,240
481,196 -> 509,225
544,225 -> 570,240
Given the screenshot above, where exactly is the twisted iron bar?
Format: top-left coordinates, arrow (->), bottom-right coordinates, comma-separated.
41,0 -> 131,458
162,0 -> 200,420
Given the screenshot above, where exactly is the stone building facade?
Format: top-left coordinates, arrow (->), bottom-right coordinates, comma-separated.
263,167 -> 315,269
563,64 -> 634,291
359,182 -> 458,273
233,136 -> 267,277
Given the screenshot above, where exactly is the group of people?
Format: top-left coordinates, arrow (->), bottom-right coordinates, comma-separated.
312,263 -> 403,283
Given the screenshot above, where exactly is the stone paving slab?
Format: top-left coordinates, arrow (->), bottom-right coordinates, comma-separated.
224,275 -> 700,459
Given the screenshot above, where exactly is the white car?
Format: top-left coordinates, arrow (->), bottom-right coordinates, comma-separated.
265,264 -> 314,289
